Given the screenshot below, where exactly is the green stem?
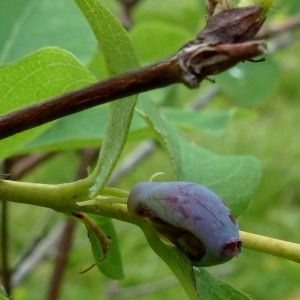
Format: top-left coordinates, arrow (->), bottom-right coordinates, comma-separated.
0,179 -> 88,211
101,187 -> 129,197
0,178 -> 199,298
4,179 -> 300,297
240,231 -> 300,264
0,179 -> 135,224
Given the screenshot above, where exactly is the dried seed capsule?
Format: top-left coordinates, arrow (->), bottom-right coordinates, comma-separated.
128,181 -> 241,266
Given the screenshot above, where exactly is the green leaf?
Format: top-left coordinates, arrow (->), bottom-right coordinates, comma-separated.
20,107 -> 238,153
137,100 -> 261,216
74,0 -> 138,281
216,58 -> 281,106
163,108 -> 240,134
19,106 -> 153,154
194,268 -> 252,300
19,106 -> 108,153
0,0 -> 96,65
88,215 -> 124,280
0,47 -> 95,160
20,106 -> 237,153
74,0 -> 139,195
174,140 -> 261,217
19,102 -> 255,154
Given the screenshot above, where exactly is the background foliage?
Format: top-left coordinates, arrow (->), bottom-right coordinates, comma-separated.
0,0 -> 300,299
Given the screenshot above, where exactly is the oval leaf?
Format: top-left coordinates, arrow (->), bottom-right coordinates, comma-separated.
0,47 -> 95,159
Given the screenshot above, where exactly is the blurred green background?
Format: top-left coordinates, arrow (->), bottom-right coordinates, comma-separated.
1,0 -> 300,299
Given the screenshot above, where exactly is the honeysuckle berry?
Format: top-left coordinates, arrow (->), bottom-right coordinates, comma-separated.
128,181 -> 241,267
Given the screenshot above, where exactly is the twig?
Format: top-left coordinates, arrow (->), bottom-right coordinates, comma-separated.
0,152 -> 55,294
257,13 -> 300,39
107,140 -> 155,185
118,0 -> 142,29
9,211 -> 54,285
11,222 -> 65,286
267,33 -> 294,53
190,86 -> 219,110
47,219 -> 76,300
0,152 -> 55,296
9,152 -> 54,180
0,161 -> 12,296
0,7 -> 266,140
0,201 -> 10,296
206,0 -> 232,20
